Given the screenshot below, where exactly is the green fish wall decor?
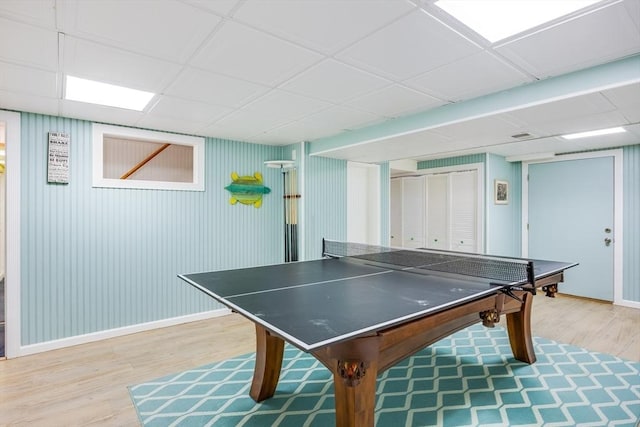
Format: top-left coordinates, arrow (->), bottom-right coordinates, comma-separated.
224,171 -> 271,208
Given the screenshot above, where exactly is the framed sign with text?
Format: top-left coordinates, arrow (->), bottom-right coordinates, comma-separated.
48,132 -> 70,184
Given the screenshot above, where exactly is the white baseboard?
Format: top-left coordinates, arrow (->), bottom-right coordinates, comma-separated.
615,299 -> 640,310
14,308 -> 231,358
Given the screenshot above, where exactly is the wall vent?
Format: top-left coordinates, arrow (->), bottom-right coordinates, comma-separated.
511,132 -> 533,139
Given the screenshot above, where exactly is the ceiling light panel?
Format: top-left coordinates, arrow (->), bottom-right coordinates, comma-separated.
65,76 -> 155,111
434,0 -> 602,43
562,126 -> 626,139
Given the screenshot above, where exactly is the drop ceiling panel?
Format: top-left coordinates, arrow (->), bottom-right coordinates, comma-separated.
406,51 -> 533,101
209,89 -> 332,137
0,17 -> 58,70
62,37 -> 182,92
192,21 -> 323,86
601,83 -> 640,122
486,137 -> 570,158
284,106 -> 383,135
135,115 -> 208,136
530,110 -> 632,136
505,92 -> 617,125
0,0 -> 637,161
321,130 -> 452,163
182,0 -> 241,16
147,96 -> 232,123
337,9 -> 481,81
58,0 -> 220,63
279,59 -> 391,104
165,67 -> 270,108
0,89 -> 58,117
0,61 -> 57,97
233,0 -> 415,54
248,125 -> 321,145
575,129 -> 640,150
496,1 -> 640,78
434,115 -> 527,140
602,83 -> 640,108
60,100 -> 143,127
344,84 -> 445,117
0,0 -> 56,28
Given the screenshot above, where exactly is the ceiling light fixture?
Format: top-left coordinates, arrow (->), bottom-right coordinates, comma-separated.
561,127 -> 626,140
434,0 -> 601,43
65,75 -> 155,111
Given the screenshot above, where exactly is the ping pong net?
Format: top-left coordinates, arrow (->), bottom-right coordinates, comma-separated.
322,239 -> 536,298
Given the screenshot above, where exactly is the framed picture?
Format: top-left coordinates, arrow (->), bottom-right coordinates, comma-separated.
494,180 -> 508,204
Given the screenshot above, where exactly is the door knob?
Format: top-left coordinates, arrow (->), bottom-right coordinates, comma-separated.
604,238 -> 612,246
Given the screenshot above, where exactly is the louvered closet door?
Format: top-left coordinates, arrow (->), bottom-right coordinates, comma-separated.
450,171 -> 477,252
426,175 -> 448,250
401,176 -> 425,248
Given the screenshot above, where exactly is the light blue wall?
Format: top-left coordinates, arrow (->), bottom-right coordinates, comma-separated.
417,154 -> 485,170
20,112 -> 285,345
486,154 -> 522,257
304,143 -> 347,259
623,144 -> 640,302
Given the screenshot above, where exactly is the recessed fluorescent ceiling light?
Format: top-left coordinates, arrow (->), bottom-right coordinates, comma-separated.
65,76 -> 154,111
562,127 -> 626,140
434,0 -> 601,43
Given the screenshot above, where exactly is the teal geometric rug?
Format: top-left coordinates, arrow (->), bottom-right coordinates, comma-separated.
129,324 -> 640,426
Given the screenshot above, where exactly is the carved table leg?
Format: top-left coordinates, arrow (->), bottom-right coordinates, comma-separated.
250,324 -> 284,402
325,335 -> 380,427
506,291 -> 536,364
333,358 -> 379,427
542,283 -> 558,297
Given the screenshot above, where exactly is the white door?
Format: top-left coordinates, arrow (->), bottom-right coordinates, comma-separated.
402,176 -> 425,248
527,156 -> 615,301
426,175 -> 448,250
390,178 -> 402,247
450,171 -> 477,252
347,162 -> 380,245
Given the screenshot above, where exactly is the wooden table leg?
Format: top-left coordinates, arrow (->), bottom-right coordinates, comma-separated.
333,358 -> 379,427
506,291 -> 536,364
323,335 -> 380,427
250,324 -> 285,402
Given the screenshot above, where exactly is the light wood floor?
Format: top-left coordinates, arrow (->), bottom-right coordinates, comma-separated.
0,295 -> 638,427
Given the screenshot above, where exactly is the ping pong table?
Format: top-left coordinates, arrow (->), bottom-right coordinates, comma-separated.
179,240 -> 576,427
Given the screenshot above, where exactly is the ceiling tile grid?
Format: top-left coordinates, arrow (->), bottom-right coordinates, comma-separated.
494,0 -> 640,79
335,9 -> 482,81
0,0 -> 637,162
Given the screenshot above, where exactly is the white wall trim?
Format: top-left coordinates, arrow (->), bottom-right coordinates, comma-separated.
92,123 -> 205,191
15,309 -> 231,357
1,110 -> 21,359
522,149 -> 624,305
616,299 -> 640,309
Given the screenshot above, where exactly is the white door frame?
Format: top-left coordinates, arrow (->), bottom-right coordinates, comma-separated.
522,149 -> 626,306
1,110 -> 21,358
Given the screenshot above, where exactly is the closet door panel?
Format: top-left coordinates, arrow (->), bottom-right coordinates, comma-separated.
401,177 -> 425,248
390,178 -> 402,247
450,171 -> 477,252
426,175 -> 448,250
